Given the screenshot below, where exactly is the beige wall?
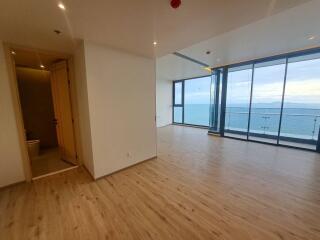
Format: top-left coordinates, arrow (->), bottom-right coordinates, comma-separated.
0,40 -> 157,186
73,42 -> 95,176
16,67 -> 58,148
84,41 -> 157,179
0,42 -> 25,187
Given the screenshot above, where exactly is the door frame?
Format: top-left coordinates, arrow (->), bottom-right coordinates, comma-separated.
3,43 -> 82,181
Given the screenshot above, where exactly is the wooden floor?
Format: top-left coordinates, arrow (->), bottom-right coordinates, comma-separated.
31,148 -> 73,177
1,125 -> 320,239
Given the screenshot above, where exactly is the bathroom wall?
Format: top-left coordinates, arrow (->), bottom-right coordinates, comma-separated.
16,67 -> 58,148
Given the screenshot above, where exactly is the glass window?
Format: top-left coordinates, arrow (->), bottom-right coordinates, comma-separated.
173,107 -> 183,123
248,59 -> 286,143
184,76 -> 211,126
280,53 -> 320,149
224,64 -> 253,139
174,82 -> 182,105
172,49 -> 320,151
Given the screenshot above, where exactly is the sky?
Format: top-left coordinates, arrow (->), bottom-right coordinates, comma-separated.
179,57 -> 320,107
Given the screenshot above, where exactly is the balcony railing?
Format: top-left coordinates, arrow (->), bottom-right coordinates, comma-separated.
225,108 -> 320,144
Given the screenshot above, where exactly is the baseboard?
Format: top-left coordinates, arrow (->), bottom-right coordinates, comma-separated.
95,156 -> 157,180
0,156 -> 157,188
0,180 -> 26,190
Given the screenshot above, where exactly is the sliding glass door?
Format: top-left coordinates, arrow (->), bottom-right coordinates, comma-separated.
279,53 -> 320,149
248,59 -> 286,143
221,50 -> 320,150
173,47 -> 320,151
224,65 -> 252,139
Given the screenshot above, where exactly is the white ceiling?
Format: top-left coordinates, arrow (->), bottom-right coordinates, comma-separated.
179,0 -> 320,68
0,0 -> 310,58
156,54 -> 209,82
158,0 -> 320,81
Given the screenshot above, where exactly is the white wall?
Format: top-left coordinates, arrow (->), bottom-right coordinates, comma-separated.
73,42 -> 95,176
83,41 -> 157,179
156,76 -> 172,127
0,42 -> 25,187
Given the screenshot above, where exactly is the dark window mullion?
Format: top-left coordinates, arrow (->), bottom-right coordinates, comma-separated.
247,64 -> 255,140
172,82 -> 175,123
182,80 -> 185,124
277,58 -> 289,145
219,67 -> 228,136
172,82 -> 177,123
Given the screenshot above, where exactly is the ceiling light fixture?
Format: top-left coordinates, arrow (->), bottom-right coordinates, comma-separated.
58,3 -> 66,10
153,41 -> 157,46
11,50 -> 16,55
40,64 -> 45,69
203,67 -> 212,72
308,36 -> 315,40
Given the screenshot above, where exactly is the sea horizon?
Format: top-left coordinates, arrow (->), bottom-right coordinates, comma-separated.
182,103 -> 320,140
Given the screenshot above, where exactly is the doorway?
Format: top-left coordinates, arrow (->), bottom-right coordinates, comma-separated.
11,48 -> 78,178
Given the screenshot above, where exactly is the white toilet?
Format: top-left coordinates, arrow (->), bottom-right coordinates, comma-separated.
26,140 -> 40,158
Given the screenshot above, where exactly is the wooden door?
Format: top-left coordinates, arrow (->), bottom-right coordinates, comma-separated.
50,61 -> 77,165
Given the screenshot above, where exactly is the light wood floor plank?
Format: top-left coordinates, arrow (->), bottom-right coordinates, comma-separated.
1,125 -> 320,239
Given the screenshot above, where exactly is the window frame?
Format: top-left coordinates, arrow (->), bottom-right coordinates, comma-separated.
172,80 -> 184,124
171,46 -> 320,152
214,46 -> 320,152
172,75 -> 211,127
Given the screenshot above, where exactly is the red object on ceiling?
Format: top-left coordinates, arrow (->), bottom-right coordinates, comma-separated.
170,0 -> 181,9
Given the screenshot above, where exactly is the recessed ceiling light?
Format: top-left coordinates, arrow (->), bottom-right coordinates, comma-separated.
40,64 -> 45,69
308,36 -> 315,40
153,41 -> 157,46
58,3 -> 66,10
11,50 -> 16,55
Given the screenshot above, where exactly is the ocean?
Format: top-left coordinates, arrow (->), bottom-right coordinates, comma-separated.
183,104 -> 320,140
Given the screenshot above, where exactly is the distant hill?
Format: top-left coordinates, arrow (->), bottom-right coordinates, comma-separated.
227,102 -> 320,109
